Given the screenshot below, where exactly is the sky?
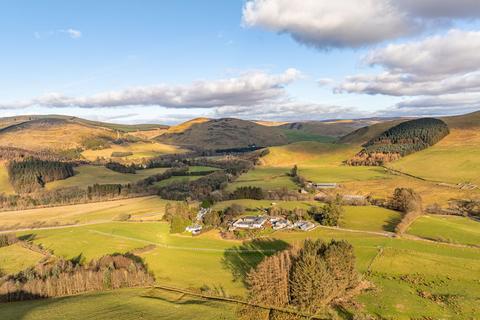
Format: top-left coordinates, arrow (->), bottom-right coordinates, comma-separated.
1,0 -> 480,124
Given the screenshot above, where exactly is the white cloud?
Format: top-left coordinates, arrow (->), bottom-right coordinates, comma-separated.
0,69 -> 301,110
62,28 -> 82,39
215,100 -> 363,121
242,0 -> 480,49
336,29 -> 480,114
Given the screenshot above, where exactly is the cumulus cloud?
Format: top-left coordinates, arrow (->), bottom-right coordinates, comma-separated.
0,69 -> 301,110
337,29 -> 480,114
242,0 -> 480,49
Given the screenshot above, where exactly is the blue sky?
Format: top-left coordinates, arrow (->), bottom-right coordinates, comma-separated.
1,0 -> 480,124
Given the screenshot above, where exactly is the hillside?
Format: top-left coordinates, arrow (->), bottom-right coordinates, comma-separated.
347,118 -> 450,166
156,118 -> 288,150
0,118 -> 118,151
281,119 -> 382,139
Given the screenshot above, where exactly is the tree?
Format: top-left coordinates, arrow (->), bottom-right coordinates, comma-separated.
290,165 -> 298,177
311,196 -> 344,226
389,188 -> 422,213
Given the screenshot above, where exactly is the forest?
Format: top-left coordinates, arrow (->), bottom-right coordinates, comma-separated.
348,118 -> 450,166
7,158 -> 75,193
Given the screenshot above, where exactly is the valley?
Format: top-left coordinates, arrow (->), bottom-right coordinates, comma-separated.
0,112 -> 479,319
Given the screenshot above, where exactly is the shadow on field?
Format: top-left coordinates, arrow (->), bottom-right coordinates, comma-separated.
18,233 -> 36,241
222,238 -> 289,285
383,215 -> 402,232
140,293 -> 211,306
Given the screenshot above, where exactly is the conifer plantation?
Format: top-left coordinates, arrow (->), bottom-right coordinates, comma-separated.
348,118 -> 450,165
7,158 -> 75,193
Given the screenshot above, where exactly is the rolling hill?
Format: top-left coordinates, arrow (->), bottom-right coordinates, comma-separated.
156,118 -> 288,150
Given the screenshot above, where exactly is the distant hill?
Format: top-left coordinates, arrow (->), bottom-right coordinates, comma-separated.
339,111 -> 480,145
156,118 -> 288,150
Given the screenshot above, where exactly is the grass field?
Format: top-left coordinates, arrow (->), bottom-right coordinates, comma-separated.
7,213 -> 480,319
81,141 -> 186,162
0,243 -> 45,275
226,167 -> 298,191
407,215 -> 480,246
339,206 -> 401,232
0,196 -> 171,230
154,175 -> 202,188
388,129 -> 480,184
0,288 -> 236,320
0,162 -> 14,195
46,165 -> 169,190
211,199 -> 318,211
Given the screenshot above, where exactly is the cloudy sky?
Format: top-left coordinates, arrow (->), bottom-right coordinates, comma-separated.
1,0 -> 480,124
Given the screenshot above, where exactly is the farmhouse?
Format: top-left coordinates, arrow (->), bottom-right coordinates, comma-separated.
185,224 -> 202,235
232,216 -> 267,229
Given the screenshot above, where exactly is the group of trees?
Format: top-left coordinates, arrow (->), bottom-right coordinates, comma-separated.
0,254 -> 154,302
308,196 -> 344,226
348,118 -> 449,166
243,239 -> 359,317
231,186 -> 264,200
158,171 -> 229,201
387,188 -> 423,234
105,161 -> 136,174
7,158 -> 75,193
164,202 -> 196,233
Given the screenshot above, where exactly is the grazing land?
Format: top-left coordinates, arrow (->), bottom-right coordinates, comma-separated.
388,129 -> 480,184
8,218 -> 479,319
0,243 -> 45,275
0,288 -> 236,320
81,142 -> 185,162
0,196 -> 171,230
46,166 -> 169,190
407,215 -> 480,246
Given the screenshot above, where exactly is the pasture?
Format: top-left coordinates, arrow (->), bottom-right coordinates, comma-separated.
81,141 -> 186,162
0,196 -> 171,230
0,243 -> 45,275
339,206 -> 401,232
388,129 -> 480,184
0,288 -> 236,320
7,214 -> 480,318
226,167 -> 298,191
407,215 -> 480,246
46,165 -> 169,190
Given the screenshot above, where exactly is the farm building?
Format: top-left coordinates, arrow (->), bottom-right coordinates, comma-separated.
185,225 -> 202,235
269,217 -> 292,230
306,182 -> 338,189
232,216 -> 267,229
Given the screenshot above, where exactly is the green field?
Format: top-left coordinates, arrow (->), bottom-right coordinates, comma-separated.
0,243 -> 45,275
188,166 -> 220,172
212,199 -> 318,211
154,175 -> 202,188
388,130 -> 480,184
6,213 -> 479,318
81,142 -> 185,162
226,167 -> 298,191
46,165 -> 169,190
0,163 -> 14,194
407,215 -> 480,246
0,196 -> 171,230
0,288 -> 236,320
340,206 -> 401,232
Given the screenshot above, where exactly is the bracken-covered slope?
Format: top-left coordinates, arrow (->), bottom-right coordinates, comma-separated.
156,118 -> 288,150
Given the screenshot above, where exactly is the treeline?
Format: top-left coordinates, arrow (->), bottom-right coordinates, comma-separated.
7,158 -> 75,193
105,161 -> 136,174
0,254 -> 154,302
348,118 -> 449,166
